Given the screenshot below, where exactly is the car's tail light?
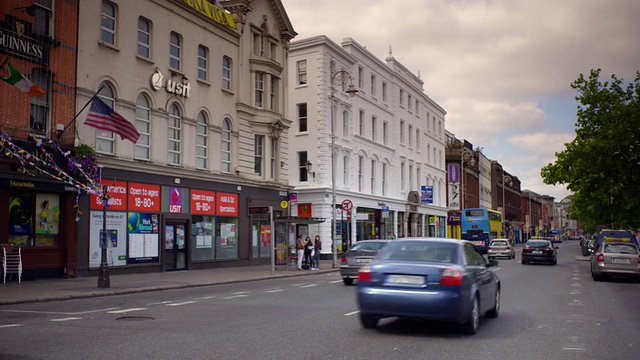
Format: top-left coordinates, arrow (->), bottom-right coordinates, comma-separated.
505,246 -> 511,250
637,255 -> 640,264
544,248 -> 553,253
357,265 -> 371,282
440,268 -> 462,286
341,255 -> 347,264
488,247 -> 493,251
596,254 -> 604,262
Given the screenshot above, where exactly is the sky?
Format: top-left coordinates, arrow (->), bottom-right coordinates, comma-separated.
280,0 -> 640,201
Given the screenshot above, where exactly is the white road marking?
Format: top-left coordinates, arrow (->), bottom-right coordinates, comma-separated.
572,277 -> 580,281
222,294 -> 249,300
233,292 -> 249,295
328,280 -> 343,284
300,284 -> 319,288
0,307 -> 120,315
264,289 -> 284,293
0,324 -> 23,328
571,283 -> 581,287
147,301 -> 173,305
198,296 -> 217,299
344,310 -> 360,316
50,317 -> 82,322
562,347 -> 585,352
166,301 -> 197,306
107,308 -> 147,314
569,290 -> 581,295
492,267 -> 502,271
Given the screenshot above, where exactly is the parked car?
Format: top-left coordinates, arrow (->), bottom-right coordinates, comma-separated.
590,241 -> 640,281
487,239 -> 515,259
340,240 -> 389,285
593,230 -> 635,254
581,239 -> 595,256
522,239 -> 558,265
356,238 -> 500,335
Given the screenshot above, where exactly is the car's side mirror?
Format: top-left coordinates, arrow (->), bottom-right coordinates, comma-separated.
487,259 -> 499,267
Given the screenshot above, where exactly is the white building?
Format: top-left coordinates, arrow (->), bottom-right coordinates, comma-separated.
288,36 -> 448,255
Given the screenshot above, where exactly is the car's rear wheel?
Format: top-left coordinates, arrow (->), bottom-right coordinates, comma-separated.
460,296 -> 479,335
593,272 -> 604,281
343,278 -> 354,286
486,287 -> 500,318
551,258 -> 557,265
360,313 -> 378,329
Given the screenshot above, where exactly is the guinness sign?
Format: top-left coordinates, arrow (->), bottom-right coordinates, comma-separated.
0,15 -> 50,65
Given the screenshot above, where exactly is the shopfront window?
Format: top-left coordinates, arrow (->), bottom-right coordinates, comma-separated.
216,218 -> 238,259
8,192 -> 60,246
191,216 -> 215,261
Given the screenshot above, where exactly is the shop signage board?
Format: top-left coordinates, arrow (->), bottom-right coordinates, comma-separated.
128,182 -> 160,212
90,180 -> 128,211
191,189 -> 216,215
217,192 -> 239,216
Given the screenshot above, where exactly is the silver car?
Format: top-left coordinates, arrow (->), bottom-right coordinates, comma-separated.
487,239 -> 515,260
340,240 -> 389,285
590,241 -> 640,281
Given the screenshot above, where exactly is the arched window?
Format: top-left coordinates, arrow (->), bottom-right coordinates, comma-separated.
96,83 -> 116,154
168,104 -> 181,165
221,118 -> 231,173
196,111 -> 208,169
135,93 -> 151,160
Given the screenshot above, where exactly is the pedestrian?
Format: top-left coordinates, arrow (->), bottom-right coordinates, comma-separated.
304,236 -> 313,269
311,235 -> 322,270
295,235 -> 304,270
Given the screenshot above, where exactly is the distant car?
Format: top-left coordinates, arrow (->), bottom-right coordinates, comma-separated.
356,238 -> 501,335
340,240 -> 389,285
487,239 -> 515,260
522,239 -> 558,265
590,241 -> 640,281
581,239 -> 595,256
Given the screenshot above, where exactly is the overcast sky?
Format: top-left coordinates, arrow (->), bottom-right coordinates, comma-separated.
280,0 -> 640,201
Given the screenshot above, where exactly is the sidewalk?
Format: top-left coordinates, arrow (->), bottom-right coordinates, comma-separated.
0,260 -> 338,305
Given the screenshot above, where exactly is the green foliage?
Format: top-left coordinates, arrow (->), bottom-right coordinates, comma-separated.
540,69 -> 640,232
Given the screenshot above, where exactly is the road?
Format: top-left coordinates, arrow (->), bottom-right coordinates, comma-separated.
0,241 -> 638,360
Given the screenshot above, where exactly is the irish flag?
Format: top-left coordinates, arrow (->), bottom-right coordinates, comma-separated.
0,63 -> 46,97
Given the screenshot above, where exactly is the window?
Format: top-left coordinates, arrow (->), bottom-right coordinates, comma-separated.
253,31 -> 264,57
196,111 -> 208,169
296,60 -> 307,85
382,82 -> 387,103
137,17 -> 150,58
343,155 -> 348,186
342,111 -> 348,137
8,192 -> 61,247
222,56 -> 232,90
400,120 -> 405,144
270,77 -> 278,111
168,104 -> 181,165
417,168 -> 421,192
439,120 -> 442,137
29,70 -> 50,135
33,0 -> 53,37
370,74 -> 376,96
101,1 -> 116,45
358,156 -> 364,192
399,89 -> 404,107
95,83 -> 116,154
408,94 -> 412,111
371,115 -> 376,141
383,121 -> 388,146
255,72 -> 264,108
134,93 -> 151,160
359,110 -> 364,136
408,124 -> 413,148
409,165 -> 413,191
298,151 -> 309,182
401,162 -> 406,191
415,99 -> 419,115
358,66 -> 364,88
270,138 -> 277,180
370,160 -> 376,194
169,32 -> 181,70
269,41 -> 277,61
297,103 -> 307,132
221,118 -> 231,173
416,128 -> 420,151
254,135 -> 264,176
382,163 -> 387,196
197,45 -> 208,81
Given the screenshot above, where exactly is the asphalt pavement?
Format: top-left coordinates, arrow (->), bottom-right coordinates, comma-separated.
0,260 -> 338,305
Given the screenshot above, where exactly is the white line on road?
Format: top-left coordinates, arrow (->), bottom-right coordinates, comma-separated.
166,301 -> 198,306
562,347 -> 585,352
107,308 -> 147,314
344,311 -> 360,316
0,324 -> 23,328
147,301 -> 174,305
222,295 -> 249,300
233,292 -> 249,295
198,296 -> 217,299
0,307 -> 120,315
492,267 -> 502,271
264,289 -> 284,293
328,280 -> 343,284
300,284 -> 319,288
50,317 -> 83,322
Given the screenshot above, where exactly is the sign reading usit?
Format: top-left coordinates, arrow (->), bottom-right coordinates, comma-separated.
90,180 -> 128,211
128,182 -> 160,212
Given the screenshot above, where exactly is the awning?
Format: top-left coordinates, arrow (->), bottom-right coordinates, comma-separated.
275,216 -> 326,224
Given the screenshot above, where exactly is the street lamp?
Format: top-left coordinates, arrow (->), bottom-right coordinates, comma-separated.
460,147 -> 475,211
501,172 -> 512,237
329,66 -> 358,268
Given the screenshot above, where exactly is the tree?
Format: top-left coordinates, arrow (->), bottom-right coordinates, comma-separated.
541,69 -> 640,233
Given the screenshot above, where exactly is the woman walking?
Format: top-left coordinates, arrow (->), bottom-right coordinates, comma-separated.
296,235 -> 304,270
311,235 -> 322,270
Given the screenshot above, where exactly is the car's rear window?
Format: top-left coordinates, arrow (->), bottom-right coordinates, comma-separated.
350,241 -> 387,251
604,243 -> 639,254
526,240 -> 550,247
491,241 -> 508,246
377,241 -> 458,263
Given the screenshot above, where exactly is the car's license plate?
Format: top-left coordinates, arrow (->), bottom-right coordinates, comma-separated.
387,275 -> 425,285
472,241 -> 483,246
356,258 -> 372,264
611,258 -> 630,264
532,250 -> 543,254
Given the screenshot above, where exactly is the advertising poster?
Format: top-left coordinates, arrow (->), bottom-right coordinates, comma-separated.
260,224 -> 271,247
89,211 -> 128,268
127,212 -> 160,264
36,193 -> 60,235
9,194 -> 33,236
220,223 -> 236,246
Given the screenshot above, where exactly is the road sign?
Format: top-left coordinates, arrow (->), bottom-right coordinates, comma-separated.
381,206 -> 389,219
341,199 -> 353,211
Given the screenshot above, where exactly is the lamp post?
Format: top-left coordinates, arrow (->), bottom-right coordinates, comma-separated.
329,66 -> 358,268
460,147 -> 475,211
98,185 -> 110,288
501,172 -> 512,237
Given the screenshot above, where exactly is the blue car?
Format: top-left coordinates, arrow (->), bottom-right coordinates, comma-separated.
356,238 -> 501,335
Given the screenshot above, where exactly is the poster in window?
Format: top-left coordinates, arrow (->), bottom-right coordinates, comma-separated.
89,211 -> 128,268
127,212 -> 160,264
260,225 -> 271,247
9,194 -> 33,235
36,193 -> 60,234
220,223 -> 236,246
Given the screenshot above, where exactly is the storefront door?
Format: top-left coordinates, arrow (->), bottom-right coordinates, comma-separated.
164,221 -> 187,271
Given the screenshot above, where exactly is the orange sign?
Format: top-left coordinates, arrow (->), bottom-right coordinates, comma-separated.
90,180 -> 127,211
191,189 -> 216,215
298,203 -> 312,217
217,192 -> 238,216
127,182 -> 160,212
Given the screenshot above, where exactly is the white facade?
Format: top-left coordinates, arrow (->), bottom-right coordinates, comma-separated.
478,151 -> 492,209
288,36 -> 448,254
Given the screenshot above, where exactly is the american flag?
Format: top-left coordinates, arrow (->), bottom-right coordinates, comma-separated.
85,97 -> 140,143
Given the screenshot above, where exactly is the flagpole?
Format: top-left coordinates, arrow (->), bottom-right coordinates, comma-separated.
0,57 -> 9,70
57,86 -> 104,140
